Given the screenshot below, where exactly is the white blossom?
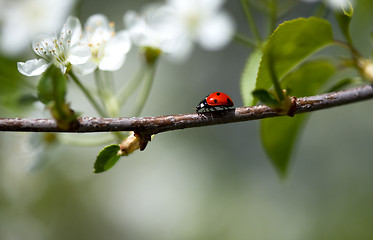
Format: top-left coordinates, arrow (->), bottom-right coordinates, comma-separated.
165,0 -> 235,51
73,14 -> 132,75
17,16 -> 91,76
124,0 -> 234,61
0,0 -> 75,56
124,5 -> 192,61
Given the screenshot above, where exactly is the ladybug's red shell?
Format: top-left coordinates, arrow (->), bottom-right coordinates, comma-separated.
205,92 -> 234,107
196,92 -> 234,112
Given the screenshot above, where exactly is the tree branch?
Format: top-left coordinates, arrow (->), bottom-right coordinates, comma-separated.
1,85 -> 373,134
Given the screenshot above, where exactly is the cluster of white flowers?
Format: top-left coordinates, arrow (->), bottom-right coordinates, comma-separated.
17,0 -> 234,77
125,0 -> 234,61
17,15 -> 131,77
0,0 -> 76,56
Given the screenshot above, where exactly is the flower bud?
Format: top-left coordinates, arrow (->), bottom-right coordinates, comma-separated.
143,47 -> 162,65
360,59 -> 373,82
118,131 -> 140,156
118,131 -> 152,156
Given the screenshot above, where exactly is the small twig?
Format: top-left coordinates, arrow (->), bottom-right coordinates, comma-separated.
234,33 -> 258,49
240,0 -> 262,45
1,85 -> 373,134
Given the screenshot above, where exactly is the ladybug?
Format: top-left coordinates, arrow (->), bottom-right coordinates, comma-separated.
196,92 -> 234,112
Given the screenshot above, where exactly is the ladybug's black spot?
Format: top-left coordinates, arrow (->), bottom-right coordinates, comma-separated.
227,98 -> 232,104
214,99 -> 217,103
216,92 -> 221,96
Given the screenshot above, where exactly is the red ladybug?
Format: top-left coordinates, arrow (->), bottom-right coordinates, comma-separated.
196,92 -> 234,112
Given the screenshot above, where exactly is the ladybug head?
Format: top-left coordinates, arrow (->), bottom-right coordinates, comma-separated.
196,99 -> 207,112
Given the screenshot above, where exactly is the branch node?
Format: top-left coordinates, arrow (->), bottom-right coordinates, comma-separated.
134,131 -> 152,151
287,96 -> 298,117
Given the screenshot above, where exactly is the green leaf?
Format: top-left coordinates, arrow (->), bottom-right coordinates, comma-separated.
240,48 -> 262,106
94,144 -> 121,173
52,67 -> 67,107
37,67 -> 54,104
252,89 -> 279,107
335,1 -> 353,45
281,60 -> 335,96
261,114 -> 306,177
254,17 -> 334,104
261,60 -> 335,177
37,65 -> 78,129
37,65 -> 67,105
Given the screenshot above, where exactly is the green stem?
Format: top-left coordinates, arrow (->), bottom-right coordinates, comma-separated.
69,71 -> 108,117
117,65 -> 146,106
313,2 -> 327,18
132,63 -> 157,117
240,0 -> 261,44
94,69 -> 106,107
69,72 -> 125,141
268,0 -> 278,34
104,71 -> 115,92
268,54 -> 284,101
233,33 -> 258,49
95,70 -> 120,118
272,74 -> 284,101
52,74 -> 65,116
333,39 -> 362,59
277,0 -> 298,18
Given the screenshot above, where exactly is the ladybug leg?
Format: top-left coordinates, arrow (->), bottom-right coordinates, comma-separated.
199,107 -> 208,113
204,107 -> 210,112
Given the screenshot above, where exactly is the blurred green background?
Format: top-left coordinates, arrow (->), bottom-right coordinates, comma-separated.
1,0 -> 373,239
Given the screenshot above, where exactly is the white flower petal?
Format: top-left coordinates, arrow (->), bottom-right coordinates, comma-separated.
85,14 -> 110,32
124,7 -> 187,56
99,54 -> 126,71
167,0 -> 224,14
165,38 -> 193,62
17,59 -> 49,76
85,14 -> 112,45
30,35 -> 58,64
201,0 -> 224,12
197,11 -> 234,50
63,16 -> 82,45
124,11 -> 149,46
32,34 -> 54,49
68,45 -> 91,65
124,10 -> 142,29
72,61 -> 97,75
105,30 -> 131,55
